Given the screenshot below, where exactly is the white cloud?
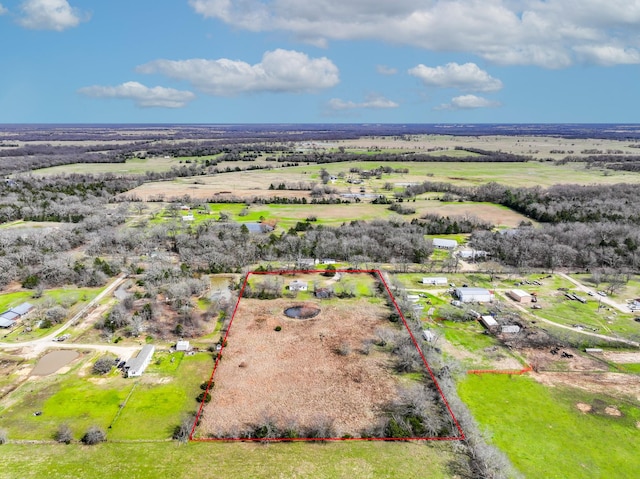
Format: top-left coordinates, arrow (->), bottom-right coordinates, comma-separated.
409,62 -> 502,92
573,45 -> 640,66
78,82 -> 196,108
18,0 -> 86,31
188,0 -> 640,68
0,4 -> 8,15
137,49 -> 339,96
376,65 -> 397,75
435,94 -> 499,110
328,94 -> 399,111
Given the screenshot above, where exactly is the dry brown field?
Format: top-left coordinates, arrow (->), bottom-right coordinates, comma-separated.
199,296 -> 406,438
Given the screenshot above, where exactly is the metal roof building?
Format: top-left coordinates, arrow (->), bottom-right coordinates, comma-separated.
433,238 -> 458,249
455,287 -> 494,303
125,345 -> 155,378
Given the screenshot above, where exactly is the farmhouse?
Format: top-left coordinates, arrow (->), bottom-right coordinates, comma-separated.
176,340 -> 190,352
455,287 -> 494,303
458,249 -> 488,260
480,315 -> 498,329
433,238 -> 458,249
124,345 -> 155,378
422,277 -> 448,285
289,280 -> 308,292
507,289 -> 533,303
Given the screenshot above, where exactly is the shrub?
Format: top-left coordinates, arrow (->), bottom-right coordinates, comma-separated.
81,426 -> 106,445
0,429 -> 7,445
93,356 -> 114,375
274,325 -> 282,331
196,392 -> 212,403
54,424 -> 73,444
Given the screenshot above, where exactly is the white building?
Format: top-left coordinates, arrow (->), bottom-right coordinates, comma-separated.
501,325 -> 521,334
176,340 -> 190,352
289,280 -> 308,292
433,238 -> 458,249
507,289 -> 532,303
125,345 -> 155,378
480,315 -> 498,329
455,287 -> 494,303
458,249 -> 488,260
422,277 -> 448,285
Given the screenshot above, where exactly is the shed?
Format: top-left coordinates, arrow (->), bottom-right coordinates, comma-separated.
455,287 -> 494,303
124,345 -> 155,378
480,315 -> 498,329
176,340 -> 190,352
422,277 -> 448,285
182,214 -> 195,222
422,329 -> 436,342
507,289 -> 532,303
433,238 -> 457,249
289,280 -> 308,292
10,302 -> 34,316
501,325 -> 521,334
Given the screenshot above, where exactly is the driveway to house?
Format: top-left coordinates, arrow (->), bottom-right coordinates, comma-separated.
0,273 -> 133,358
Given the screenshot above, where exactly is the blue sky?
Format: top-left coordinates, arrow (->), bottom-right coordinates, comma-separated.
0,0 -> 639,123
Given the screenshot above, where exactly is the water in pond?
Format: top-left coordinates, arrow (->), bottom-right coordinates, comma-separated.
284,305 -> 321,319
32,350 -> 79,376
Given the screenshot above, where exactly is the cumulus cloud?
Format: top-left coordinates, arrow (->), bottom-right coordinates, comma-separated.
137,49 -> 339,96
328,94 -> 399,111
78,82 -> 196,108
18,0 -> 86,31
573,45 -> 640,65
376,65 -> 398,75
435,94 -> 499,110
409,62 -> 502,92
188,0 -> 640,67
0,4 -> 8,15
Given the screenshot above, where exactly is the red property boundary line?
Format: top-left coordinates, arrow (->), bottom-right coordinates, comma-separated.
467,366 -> 533,375
190,269 -> 465,442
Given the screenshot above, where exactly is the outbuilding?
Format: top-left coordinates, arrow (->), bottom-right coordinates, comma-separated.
422,277 -> 448,285
433,238 -> 458,249
501,325 -> 521,334
0,317 -> 15,328
124,345 -> 155,378
480,315 -> 498,329
176,340 -> 190,352
289,280 -> 308,292
507,289 -> 533,303
10,302 -> 34,317
455,287 -> 494,303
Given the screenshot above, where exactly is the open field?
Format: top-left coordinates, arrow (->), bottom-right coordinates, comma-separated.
0,441 -> 456,479
199,296 -> 402,438
458,374 -> 640,478
0,350 -> 212,441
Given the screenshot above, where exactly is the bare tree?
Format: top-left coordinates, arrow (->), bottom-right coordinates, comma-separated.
54,424 -> 73,444
81,426 -> 106,445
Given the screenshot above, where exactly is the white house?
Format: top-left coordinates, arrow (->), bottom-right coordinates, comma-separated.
455,287 -> 494,303
289,280 -> 308,292
125,345 -> 155,378
182,214 -> 195,222
422,277 -> 448,285
433,238 -> 457,249
458,249 -> 488,260
176,340 -> 190,352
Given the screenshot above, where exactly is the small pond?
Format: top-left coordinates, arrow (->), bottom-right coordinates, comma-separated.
284,305 -> 321,320
32,350 -> 79,376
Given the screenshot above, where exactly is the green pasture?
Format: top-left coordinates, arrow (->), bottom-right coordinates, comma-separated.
0,440 -> 455,479
0,351 -> 212,441
458,374 -> 640,479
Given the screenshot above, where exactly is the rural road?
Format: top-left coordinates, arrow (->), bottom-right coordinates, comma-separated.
0,273 -> 136,358
556,272 -> 631,313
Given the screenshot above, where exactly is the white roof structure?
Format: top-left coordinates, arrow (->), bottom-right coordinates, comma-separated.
176,340 -> 190,351
0,317 -> 15,328
125,345 -> 155,377
480,315 -> 498,329
10,302 -> 33,316
455,287 -> 494,303
501,325 -> 521,334
433,238 -> 458,249
422,277 -> 448,285
507,289 -> 532,302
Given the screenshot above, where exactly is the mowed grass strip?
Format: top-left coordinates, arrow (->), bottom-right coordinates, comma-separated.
458,374 -> 640,479
0,441 -> 456,479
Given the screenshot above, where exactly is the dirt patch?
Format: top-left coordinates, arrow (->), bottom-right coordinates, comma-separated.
576,403 -> 592,413
524,348 -> 607,372
604,406 -> 622,416
602,351 -> 640,364
31,350 -> 79,376
200,298 -> 402,438
531,372 -> 640,400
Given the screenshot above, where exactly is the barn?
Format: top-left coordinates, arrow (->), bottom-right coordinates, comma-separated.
480,315 -> 498,329
455,287 -> 494,303
507,289 -> 532,303
433,238 -> 458,249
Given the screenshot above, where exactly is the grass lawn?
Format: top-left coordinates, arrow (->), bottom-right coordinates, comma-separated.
0,440 -> 456,479
0,351 -> 213,442
458,374 -> 640,478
